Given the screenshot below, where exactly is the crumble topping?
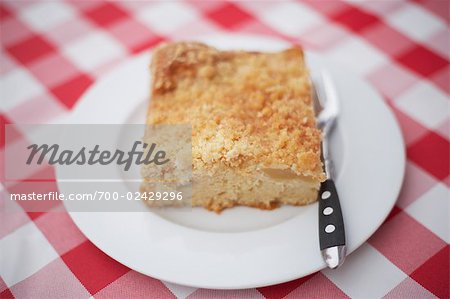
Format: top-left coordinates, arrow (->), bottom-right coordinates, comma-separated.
147,42 -> 325,181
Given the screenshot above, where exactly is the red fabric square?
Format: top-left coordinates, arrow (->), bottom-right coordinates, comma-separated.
332,6 -> 379,32
6,35 -> 55,65
7,173 -> 55,214
68,0 -> 103,11
8,259 -> 91,299
0,4 -> 12,19
367,63 -> 419,100
35,212 -> 87,255
304,0 -> 347,16
396,45 -> 449,77
4,166 -> 60,218
189,289 -> 258,298
184,0 -> 224,13
410,245 -> 449,298
369,212 -> 447,274
207,3 -> 254,29
1,18 -> 33,47
26,212 -> 47,221
284,273 -> 349,299
62,241 -> 130,295
94,271 -> 175,299
24,163 -> 57,181
28,53 -> 81,88
362,23 -> 412,56
407,132 -> 450,180
84,2 -> 129,27
50,74 -> 93,109
299,22 -> 350,51
1,18 -> 34,48
0,288 -> 14,299
45,18 -> 94,46
257,273 -> 315,299
388,105 -> 428,146
384,277 -> 441,298
430,66 -> 450,95
383,205 -> 402,224
395,162 -> 438,209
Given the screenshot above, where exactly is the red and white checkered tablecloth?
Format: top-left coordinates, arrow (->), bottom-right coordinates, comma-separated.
0,0 -> 448,298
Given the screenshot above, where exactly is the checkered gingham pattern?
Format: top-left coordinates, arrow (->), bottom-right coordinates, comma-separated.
0,0 -> 448,298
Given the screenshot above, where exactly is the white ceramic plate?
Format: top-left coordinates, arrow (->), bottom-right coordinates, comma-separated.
58,34 -> 405,289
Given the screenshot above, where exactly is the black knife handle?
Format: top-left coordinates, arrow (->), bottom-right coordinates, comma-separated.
318,179 -> 345,250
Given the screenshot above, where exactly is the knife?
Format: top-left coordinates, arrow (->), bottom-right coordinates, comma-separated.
314,71 -> 346,269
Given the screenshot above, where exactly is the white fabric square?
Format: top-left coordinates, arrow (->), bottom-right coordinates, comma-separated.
258,2 -> 324,36
62,31 -> 125,72
0,68 -> 44,112
0,52 -> 18,76
19,2 -> 76,32
354,1 -> 402,16
406,183 -> 449,243
162,281 -> 196,299
323,37 -> 389,75
137,2 -> 199,34
394,81 -> 449,129
7,93 -> 67,125
427,31 -> 450,60
237,1 -> 279,15
322,243 -> 407,298
0,222 -> 58,286
386,4 -> 446,42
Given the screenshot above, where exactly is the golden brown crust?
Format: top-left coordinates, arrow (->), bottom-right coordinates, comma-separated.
200,197 -> 318,213
147,42 -> 325,182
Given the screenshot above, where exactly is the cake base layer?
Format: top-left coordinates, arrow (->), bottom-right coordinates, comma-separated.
141,166 -> 319,213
